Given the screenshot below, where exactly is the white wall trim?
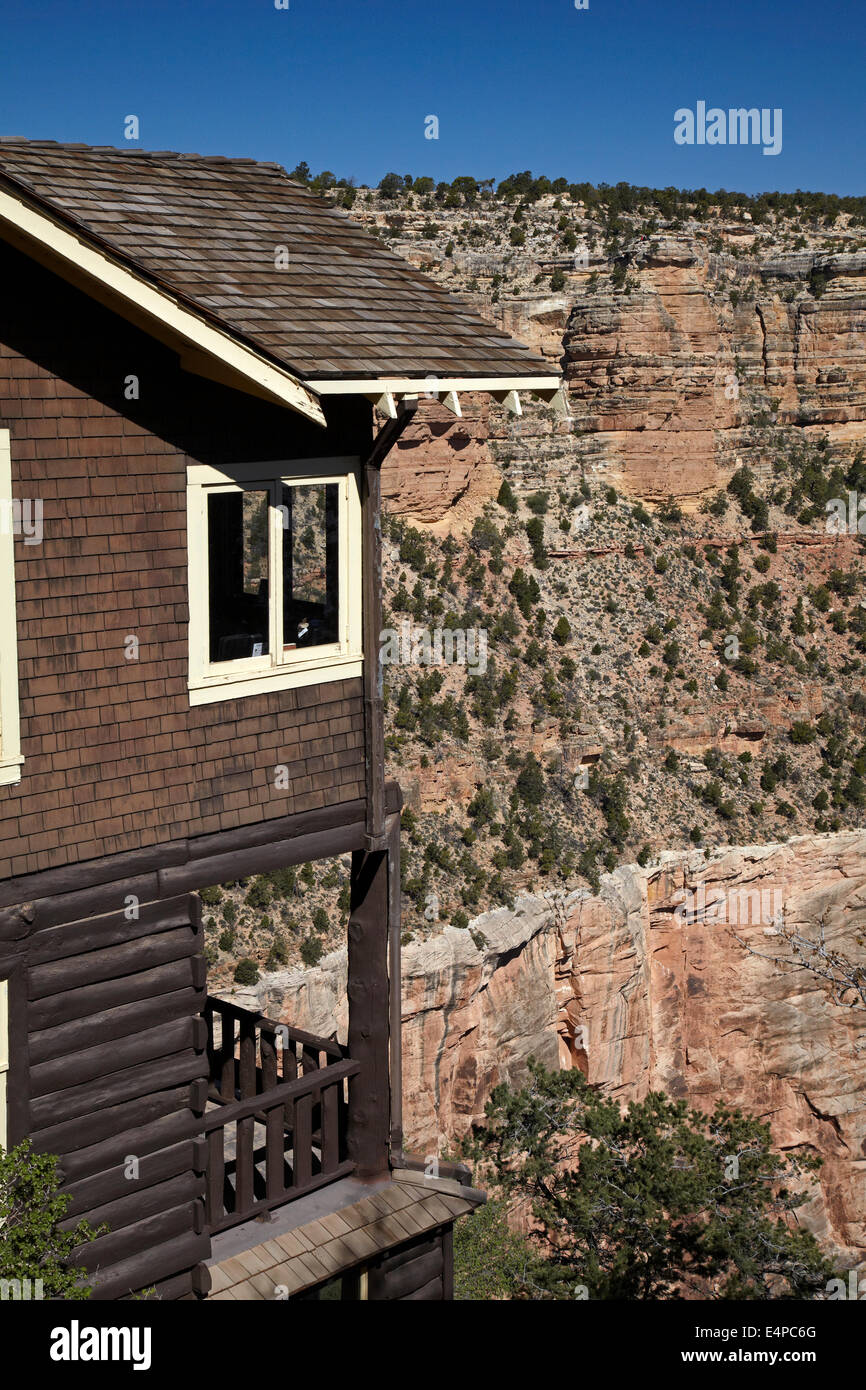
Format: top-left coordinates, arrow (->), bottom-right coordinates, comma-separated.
313,375 -> 561,394
0,432 -> 22,788
186,456 -> 363,705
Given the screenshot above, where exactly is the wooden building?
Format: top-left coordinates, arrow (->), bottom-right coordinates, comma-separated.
0,139 -> 562,1300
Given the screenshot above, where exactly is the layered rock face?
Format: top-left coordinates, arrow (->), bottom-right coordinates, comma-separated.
380,241 -> 866,521
380,396 -> 500,535
564,243 -> 866,505
241,829 -> 866,1263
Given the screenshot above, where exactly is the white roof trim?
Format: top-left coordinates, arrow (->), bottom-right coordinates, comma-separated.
0,186 -> 326,427
313,375 -> 561,394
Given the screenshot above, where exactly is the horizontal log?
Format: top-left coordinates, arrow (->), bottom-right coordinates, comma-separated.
381,1247 -> 443,1299
119,1267 -> 199,1302
77,1200 -> 199,1273
188,795 -> 370,861
58,1107 -> 201,1187
400,1274 -> 443,1301
0,841 -> 186,909
160,823 -> 369,897
0,781 -> 402,914
28,895 -> 193,966
29,925 -> 200,1000
30,1048 -> 207,1132
63,1137 -> 201,1218
378,1233 -> 440,1273
86,1229 -> 210,1300
29,987 -> 203,1066
67,1171 -> 204,1240
0,910 -> 31,943
0,874 -> 162,940
28,957 -> 196,1030
33,1085 -> 195,1161
31,1017 -> 198,1099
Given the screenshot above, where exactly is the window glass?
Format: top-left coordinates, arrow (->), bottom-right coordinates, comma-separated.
208,489 -> 270,663
282,482 -> 339,650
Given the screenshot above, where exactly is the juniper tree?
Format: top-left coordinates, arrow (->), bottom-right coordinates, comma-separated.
463,1062 -> 834,1300
0,1143 -> 101,1298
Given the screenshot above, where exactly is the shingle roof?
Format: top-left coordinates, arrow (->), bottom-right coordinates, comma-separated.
206,1170 -> 482,1299
0,138 -> 553,383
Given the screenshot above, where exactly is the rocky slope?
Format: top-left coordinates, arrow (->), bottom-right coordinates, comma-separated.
209,178 -> 866,1272
238,829 -> 866,1265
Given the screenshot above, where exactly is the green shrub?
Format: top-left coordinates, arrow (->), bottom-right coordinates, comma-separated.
246,878 -> 271,910
516,754 -> 546,806
526,491 -> 549,516
454,1198 -> 541,1300
789,721 -> 816,745
233,958 -> 259,986
300,937 -> 324,967
0,1142 -> 101,1298
312,906 -> 330,933
462,1063 -> 833,1300
497,480 -> 518,513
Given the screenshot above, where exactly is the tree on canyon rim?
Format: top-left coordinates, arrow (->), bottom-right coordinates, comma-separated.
461,1062 -> 835,1300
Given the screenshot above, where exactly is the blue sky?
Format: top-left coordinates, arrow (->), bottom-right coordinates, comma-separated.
1,0 -> 863,195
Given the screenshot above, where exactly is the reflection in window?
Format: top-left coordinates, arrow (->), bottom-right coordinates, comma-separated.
208,489 -> 270,663
282,483 -> 339,650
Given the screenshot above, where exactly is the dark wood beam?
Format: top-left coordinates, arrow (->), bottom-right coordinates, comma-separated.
0,782 -> 403,932
346,843 -> 391,1178
361,398 -> 417,848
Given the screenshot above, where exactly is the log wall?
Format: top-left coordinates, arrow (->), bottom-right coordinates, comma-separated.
21,889 -> 209,1299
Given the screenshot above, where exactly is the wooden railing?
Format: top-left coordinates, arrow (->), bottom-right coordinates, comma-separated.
202,996 -> 359,1235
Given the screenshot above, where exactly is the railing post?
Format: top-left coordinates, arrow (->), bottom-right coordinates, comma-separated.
346,845 -> 390,1177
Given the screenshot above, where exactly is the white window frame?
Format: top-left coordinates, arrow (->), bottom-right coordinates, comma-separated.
0,431 -> 23,786
186,457 -> 362,706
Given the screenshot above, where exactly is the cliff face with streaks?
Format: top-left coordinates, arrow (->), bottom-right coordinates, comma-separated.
376,230 -> 866,524
561,243 -> 866,506
239,830 -> 866,1265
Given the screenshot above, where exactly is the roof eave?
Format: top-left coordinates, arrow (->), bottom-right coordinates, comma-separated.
0,184 -> 326,427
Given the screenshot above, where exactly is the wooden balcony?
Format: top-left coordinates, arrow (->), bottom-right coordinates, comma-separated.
202,996 -> 359,1235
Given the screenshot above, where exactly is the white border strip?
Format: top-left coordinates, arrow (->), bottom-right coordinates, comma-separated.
0,431 -> 23,787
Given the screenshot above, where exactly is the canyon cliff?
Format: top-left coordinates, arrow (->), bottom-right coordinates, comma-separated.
241,829 -> 866,1266
381,237 -> 866,525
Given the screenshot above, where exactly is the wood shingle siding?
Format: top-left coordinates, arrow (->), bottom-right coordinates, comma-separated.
0,239 -> 369,878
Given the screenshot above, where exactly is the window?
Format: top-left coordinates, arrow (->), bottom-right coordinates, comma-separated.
292,1269 -> 366,1300
0,431 -> 22,786
187,459 -> 362,704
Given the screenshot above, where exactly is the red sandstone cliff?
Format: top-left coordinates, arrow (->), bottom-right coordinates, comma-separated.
246,830 -> 866,1266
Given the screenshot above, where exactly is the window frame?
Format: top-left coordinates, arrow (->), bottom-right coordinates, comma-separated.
186,457 -> 362,706
0,430 -> 23,787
